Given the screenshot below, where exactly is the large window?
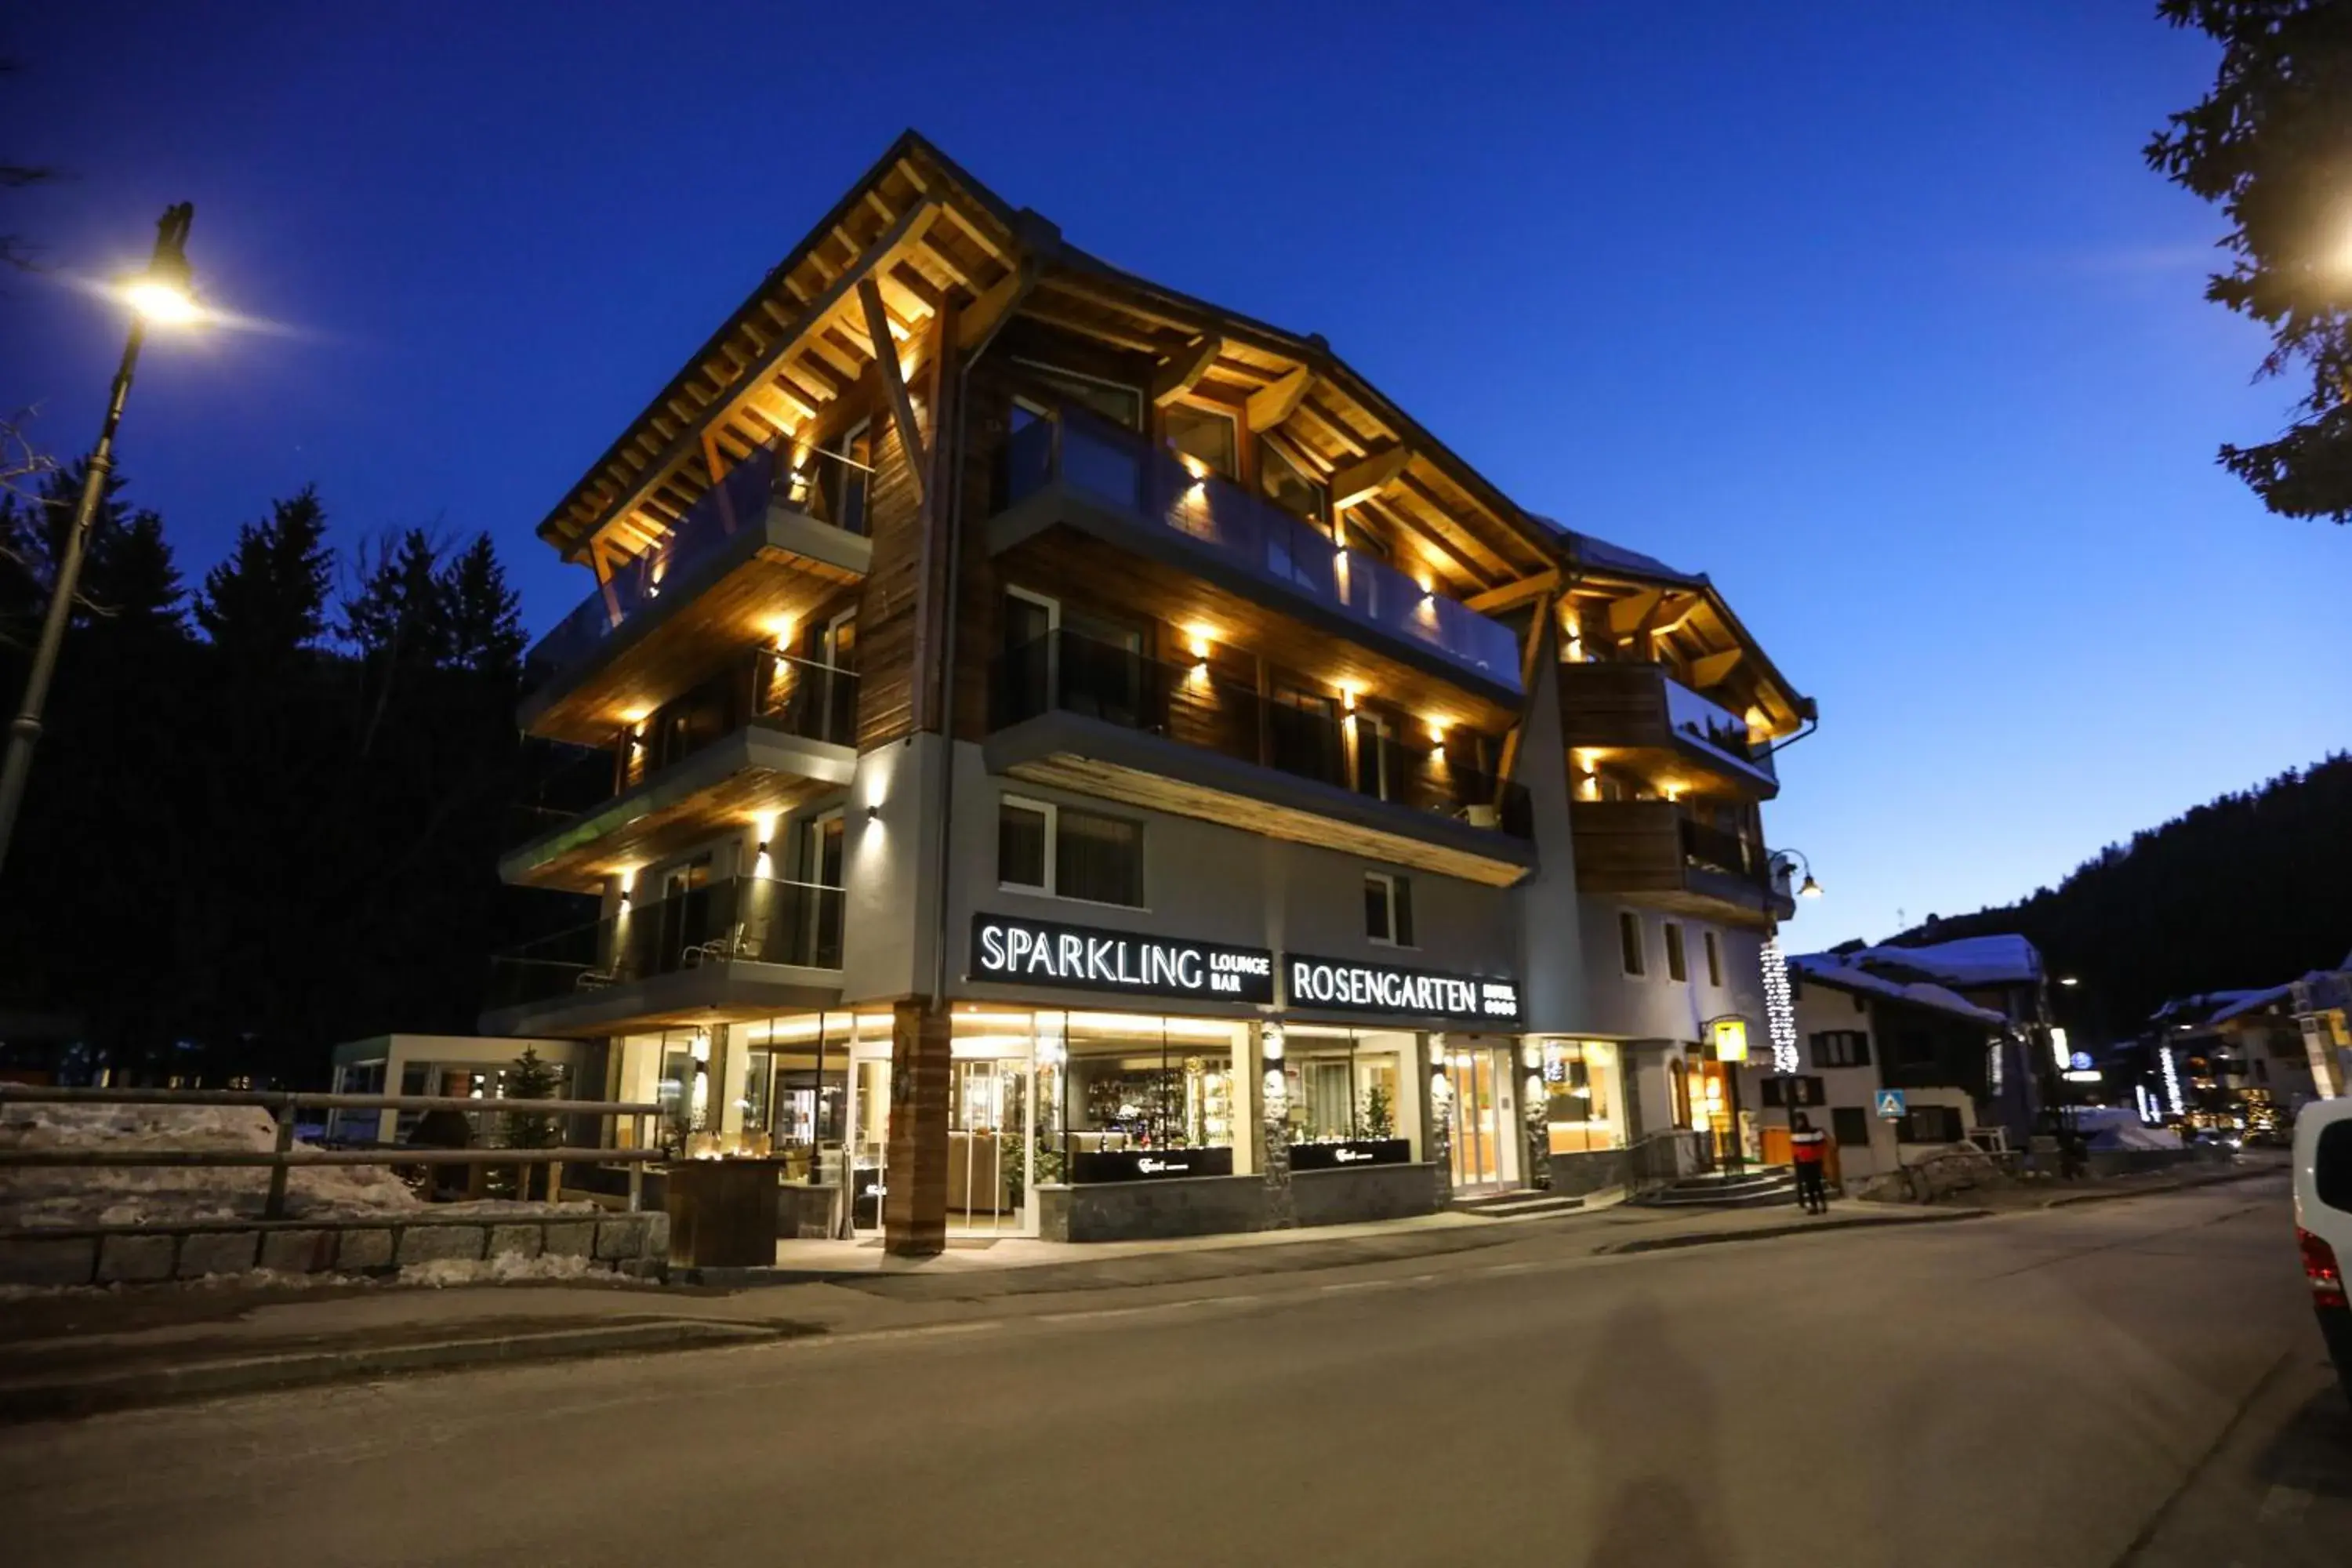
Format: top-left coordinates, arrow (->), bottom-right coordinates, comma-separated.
1015,361 -> 1144,430
1364,872 -> 1414,947
1664,922 -> 1688,983
1281,1028 -> 1409,1149
1164,403 -> 1239,479
998,795 -> 1145,907
1540,1040 -> 1624,1153
1619,912 -> 1646,978
1898,1104 -> 1965,1144
1260,439 -> 1328,524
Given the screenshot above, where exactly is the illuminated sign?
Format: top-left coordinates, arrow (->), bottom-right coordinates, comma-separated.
1710,1018 -> 1751,1063
1284,953 -> 1521,1024
969,914 -> 1273,1003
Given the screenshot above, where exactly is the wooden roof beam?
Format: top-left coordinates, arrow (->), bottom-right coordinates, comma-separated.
572,199 -> 942,558
1464,568 -> 1560,615
956,264 -> 1029,351
1690,648 -> 1744,690
1152,335 -> 1225,407
858,276 -> 928,505
1330,445 -> 1411,510
1390,471 -> 1534,578
1606,588 -> 1664,637
1245,365 -> 1313,430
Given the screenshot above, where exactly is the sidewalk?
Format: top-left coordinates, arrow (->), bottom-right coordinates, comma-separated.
0,1193 -> 1981,1420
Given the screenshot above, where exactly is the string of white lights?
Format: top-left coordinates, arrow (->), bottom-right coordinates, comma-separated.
1762,937 -> 1798,1074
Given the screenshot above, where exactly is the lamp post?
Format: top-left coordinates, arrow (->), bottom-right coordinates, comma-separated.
0,204 -> 198,879
1767,847 -> 1824,902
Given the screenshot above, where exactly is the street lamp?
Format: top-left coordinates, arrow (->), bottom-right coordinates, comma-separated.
0,204 -> 199,878
1769,847 -> 1823,899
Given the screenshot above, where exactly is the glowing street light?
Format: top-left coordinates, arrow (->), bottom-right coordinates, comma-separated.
0,204 -> 200,877
1769,847 -> 1824,901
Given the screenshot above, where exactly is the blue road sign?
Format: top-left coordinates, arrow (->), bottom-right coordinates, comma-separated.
1874,1088 -> 1907,1119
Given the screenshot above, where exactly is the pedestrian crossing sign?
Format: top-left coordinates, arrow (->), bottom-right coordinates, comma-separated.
1874,1089 -> 1907,1119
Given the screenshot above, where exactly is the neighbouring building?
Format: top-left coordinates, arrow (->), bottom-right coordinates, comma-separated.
326,1034 -> 586,1144
1751,947 -> 2019,1185
477,133 -> 1813,1250
2292,955 -> 2352,1102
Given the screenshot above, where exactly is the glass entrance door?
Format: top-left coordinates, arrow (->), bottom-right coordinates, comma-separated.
845,1050 -> 891,1236
949,1053 -> 1033,1236
1447,1047 -> 1508,1189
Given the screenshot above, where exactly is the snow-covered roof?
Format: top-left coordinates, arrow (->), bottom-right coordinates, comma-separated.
1845,934 -> 2042,989
1789,952 -> 2011,1028
1526,518 -> 1707,589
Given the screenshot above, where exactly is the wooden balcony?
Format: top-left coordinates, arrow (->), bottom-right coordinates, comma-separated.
1569,798 -> 1793,928
1559,661 -> 1779,800
984,631 -> 1537,887
519,446 -> 873,747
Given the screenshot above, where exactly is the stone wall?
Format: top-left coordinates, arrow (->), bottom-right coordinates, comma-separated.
1040,1164 -> 1442,1243
1547,1148 -> 1630,1199
0,1211 -> 670,1289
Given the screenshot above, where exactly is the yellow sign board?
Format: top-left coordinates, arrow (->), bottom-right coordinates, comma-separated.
1710,1018 -> 1750,1063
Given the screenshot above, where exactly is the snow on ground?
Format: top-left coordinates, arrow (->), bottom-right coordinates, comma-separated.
399,1251 -> 609,1288
0,1103 -> 593,1229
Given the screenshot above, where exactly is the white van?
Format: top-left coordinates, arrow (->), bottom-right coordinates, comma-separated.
2291,1098 -> 2352,1404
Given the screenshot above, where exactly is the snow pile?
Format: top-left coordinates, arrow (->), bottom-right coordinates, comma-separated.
0,1102 -> 422,1229
400,1251 -> 612,1288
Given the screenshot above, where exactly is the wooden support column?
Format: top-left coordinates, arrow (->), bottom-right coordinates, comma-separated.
883,1000 -> 950,1257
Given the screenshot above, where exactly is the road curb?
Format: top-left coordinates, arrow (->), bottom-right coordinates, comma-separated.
2038,1167 -> 2281,1210
1592,1209 -> 1992,1256
0,1316 -> 799,1425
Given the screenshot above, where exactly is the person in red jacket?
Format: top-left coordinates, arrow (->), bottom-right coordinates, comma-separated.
1789,1111 -> 1831,1214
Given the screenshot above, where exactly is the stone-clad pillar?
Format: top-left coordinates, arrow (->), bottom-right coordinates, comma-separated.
1257,1022 -> 1294,1229
884,1000 -> 950,1256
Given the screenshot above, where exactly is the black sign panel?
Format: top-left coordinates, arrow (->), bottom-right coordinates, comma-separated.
1286,1138 -> 1412,1172
1284,953 -> 1522,1025
1070,1146 -> 1237,1183
970,913 -> 1275,1004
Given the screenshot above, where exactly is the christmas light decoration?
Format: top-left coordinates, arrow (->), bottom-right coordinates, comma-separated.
2159,1047 -> 2184,1118
1762,938 -> 1798,1073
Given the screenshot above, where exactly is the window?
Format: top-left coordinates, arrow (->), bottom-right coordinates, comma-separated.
999,796 -> 1143,905
1364,873 -> 1414,946
1759,1076 -> 1824,1108
1260,439 -> 1328,524
1668,1057 -> 1691,1128
1703,930 -> 1722,988
998,799 -> 1050,891
1619,912 -> 1646,977
1164,403 -> 1239,479
2316,1121 -> 2352,1213
1352,713 -> 1395,801
1664,923 -> 1688,983
1831,1107 -> 1871,1149
1015,361 -> 1143,430
1898,1104 -> 1965,1144
1809,1030 -> 1871,1068
1058,808 -> 1143,907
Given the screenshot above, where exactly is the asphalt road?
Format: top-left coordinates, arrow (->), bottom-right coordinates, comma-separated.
5,1178 -> 2343,1567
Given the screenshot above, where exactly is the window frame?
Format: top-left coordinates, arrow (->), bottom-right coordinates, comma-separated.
1618,910 -> 1647,978
1663,921 -> 1689,984
995,792 -> 1146,909
1809,1029 -> 1871,1069
1363,870 -> 1414,949
1703,930 -> 1722,988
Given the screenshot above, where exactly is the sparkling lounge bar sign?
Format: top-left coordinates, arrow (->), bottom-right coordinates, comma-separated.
969,913 -> 1275,1004
1285,953 -> 1522,1025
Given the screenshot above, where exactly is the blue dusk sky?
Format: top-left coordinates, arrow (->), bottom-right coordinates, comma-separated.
2,2 -> 2343,947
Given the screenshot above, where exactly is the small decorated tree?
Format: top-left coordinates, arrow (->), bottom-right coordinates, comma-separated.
1361,1083 -> 1395,1141
498,1046 -> 563,1199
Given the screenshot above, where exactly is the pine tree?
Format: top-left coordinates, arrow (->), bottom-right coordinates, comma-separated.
194,486 -> 332,666
82,510 -> 186,637
340,528 -> 446,666
437,533 -> 526,677
499,1045 -> 564,1201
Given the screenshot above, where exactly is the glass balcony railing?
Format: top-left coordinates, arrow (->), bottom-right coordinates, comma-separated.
504,650 -> 858,851
1001,411 -> 1522,692
1661,672 -> 1777,786
487,873 -> 846,1010
524,442 -> 834,695
989,629 -> 1532,840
